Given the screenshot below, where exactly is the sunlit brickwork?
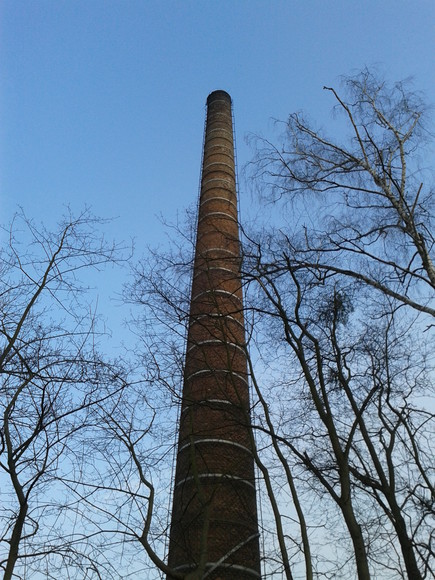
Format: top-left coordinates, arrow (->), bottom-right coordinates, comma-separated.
166,91 -> 262,579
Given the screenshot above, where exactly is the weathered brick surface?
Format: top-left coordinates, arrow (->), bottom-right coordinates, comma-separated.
183,371 -> 249,404
167,90 -> 261,579
178,403 -> 252,448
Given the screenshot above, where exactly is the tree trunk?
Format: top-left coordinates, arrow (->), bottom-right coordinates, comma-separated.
341,502 -> 371,580
3,501 -> 28,580
391,504 -> 422,580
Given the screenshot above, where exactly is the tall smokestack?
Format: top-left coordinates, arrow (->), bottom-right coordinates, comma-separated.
166,91 -> 262,579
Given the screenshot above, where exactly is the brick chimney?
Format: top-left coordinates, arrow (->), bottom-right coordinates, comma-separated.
166,90 -> 262,579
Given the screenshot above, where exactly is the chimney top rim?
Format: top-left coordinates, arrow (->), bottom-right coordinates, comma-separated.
207,90 -> 232,105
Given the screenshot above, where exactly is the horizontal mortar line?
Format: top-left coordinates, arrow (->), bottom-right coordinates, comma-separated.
175,473 -> 256,490
206,116 -> 232,121
203,148 -> 233,157
201,177 -> 236,189
208,108 -> 232,114
185,368 -> 249,385
178,438 -> 253,456
196,247 -> 238,257
206,129 -> 233,136
205,132 -> 232,140
191,289 -> 243,303
202,171 -> 235,179
206,119 -> 232,127
202,177 -> 234,186
189,313 -> 245,330
180,399 -> 249,418
208,100 -> 232,106
172,563 -> 260,578
200,196 -> 237,209
201,188 -> 235,196
205,138 -> 233,148
207,123 -> 232,127
208,106 -> 232,112
206,129 -> 233,140
206,119 -> 232,125
203,151 -> 235,157
198,211 -> 238,223
201,187 -> 235,197
193,266 -> 239,278
208,106 -> 231,112
202,153 -> 233,163
202,161 -> 235,172
208,104 -> 231,109
180,398 -> 233,413
187,339 -> 246,354
202,172 -> 234,180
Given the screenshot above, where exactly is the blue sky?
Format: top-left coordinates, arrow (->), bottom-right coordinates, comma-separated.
1,0 -> 434,277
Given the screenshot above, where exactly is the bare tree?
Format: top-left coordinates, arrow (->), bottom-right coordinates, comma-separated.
0,210 -> 133,579
249,69 -> 435,319
243,70 -> 435,578
242,253 -> 434,578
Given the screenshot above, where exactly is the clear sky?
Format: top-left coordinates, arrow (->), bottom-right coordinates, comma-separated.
1,0 -> 434,290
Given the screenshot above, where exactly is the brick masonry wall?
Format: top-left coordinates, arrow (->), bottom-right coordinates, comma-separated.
166,91 -> 262,579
